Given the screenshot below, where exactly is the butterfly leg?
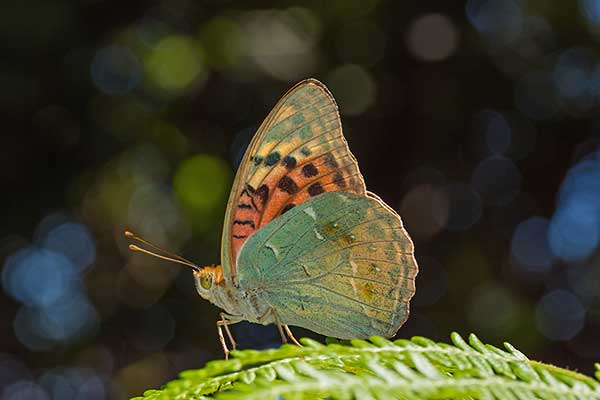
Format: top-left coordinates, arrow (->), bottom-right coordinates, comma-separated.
220,312 -> 237,350
216,322 -> 230,360
216,313 -> 240,360
283,325 -> 302,347
257,308 -> 299,346
257,307 -> 288,344
273,312 -> 287,344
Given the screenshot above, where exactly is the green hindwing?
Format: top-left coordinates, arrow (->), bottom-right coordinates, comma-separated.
236,191 -> 417,339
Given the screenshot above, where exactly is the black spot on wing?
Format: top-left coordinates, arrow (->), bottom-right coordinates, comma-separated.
301,147 -> 311,156
265,151 -> 281,166
281,203 -> 296,215
302,163 -> 318,177
277,176 -> 299,194
237,203 -> 252,209
324,153 -> 339,168
333,171 -> 346,187
308,182 -> 324,197
256,184 -> 269,205
252,155 -> 263,167
282,155 -> 297,170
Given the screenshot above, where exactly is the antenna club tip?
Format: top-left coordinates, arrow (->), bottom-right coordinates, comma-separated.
123,235 -> 199,271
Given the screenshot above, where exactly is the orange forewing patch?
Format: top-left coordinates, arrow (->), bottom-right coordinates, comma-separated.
230,150 -> 363,260
258,153 -> 363,227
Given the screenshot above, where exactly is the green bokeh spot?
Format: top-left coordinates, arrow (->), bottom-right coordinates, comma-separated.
146,35 -> 205,91
149,121 -> 188,160
199,17 -> 244,68
173,154 -> 231,216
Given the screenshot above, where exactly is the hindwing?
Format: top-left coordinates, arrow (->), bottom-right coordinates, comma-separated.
236,191 -> 417,339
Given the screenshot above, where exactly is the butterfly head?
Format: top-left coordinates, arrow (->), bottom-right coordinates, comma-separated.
193,264 -> 224,297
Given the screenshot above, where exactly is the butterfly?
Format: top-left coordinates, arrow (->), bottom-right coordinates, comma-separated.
126,79 -> 418,358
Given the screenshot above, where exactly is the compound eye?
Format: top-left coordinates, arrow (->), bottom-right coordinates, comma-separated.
200,272 -> 214,290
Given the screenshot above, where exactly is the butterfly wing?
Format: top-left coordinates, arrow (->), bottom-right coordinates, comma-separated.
236,191 -> 417,339
222,79 -> 366,280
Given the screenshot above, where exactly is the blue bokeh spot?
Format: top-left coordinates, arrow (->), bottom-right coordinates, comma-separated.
41,222 -> 96,271
91,45 -> 142,96
549,151 -> 600,262
2,247 -> 79,308
535,289 -> 586,340
466,0 -> 524,44
511,217 -> 553,271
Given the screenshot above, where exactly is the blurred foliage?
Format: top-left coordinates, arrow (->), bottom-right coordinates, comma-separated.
3,0 -> 600,398
133,333 -> 600,399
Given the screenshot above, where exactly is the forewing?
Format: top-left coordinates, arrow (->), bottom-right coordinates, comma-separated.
236,192 -> 417,339
222,79 -> 366,280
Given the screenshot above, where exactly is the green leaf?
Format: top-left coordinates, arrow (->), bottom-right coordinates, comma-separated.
130,333 -> 600,400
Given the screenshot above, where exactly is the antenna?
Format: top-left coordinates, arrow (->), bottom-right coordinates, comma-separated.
124,231 -> 200,272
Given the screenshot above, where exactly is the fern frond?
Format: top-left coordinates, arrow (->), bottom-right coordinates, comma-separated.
132,333 -> 600,400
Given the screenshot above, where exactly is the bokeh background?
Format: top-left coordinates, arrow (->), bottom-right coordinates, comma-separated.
2,0 -> 600,398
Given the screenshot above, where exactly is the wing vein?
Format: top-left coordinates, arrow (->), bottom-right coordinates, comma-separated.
256,139 -> 352,227
264,207 -> 390,275
308,283 -> 395,314
245,111 -> 339,187
331,272 -> 413,286
266,156 -> 365,220
260,101 -> 337,156
273,299 -> 394,336
254,195 -> 372,271
300,239 -> 407,264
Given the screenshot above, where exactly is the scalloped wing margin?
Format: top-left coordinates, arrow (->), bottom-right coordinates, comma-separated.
237,191 -> 417,339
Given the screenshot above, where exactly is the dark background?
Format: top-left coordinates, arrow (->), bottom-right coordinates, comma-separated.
2,0 -> 600,398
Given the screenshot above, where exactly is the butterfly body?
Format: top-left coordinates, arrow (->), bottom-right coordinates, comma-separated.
194,277 -> 272,325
